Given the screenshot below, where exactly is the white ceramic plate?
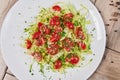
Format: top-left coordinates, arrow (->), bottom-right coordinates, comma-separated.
1,0 -> 106,80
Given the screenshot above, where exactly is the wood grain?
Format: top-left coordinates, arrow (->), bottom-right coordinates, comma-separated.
108,18 -> 120,52
95,0 -> 119,34
4,74 -> 17,80
0,0 -> 17,80
7,69 -> 14,76
0,53 -> 7,80
89,49 -> 120,80
0,0 -> 17,29
90,0 -> 96,4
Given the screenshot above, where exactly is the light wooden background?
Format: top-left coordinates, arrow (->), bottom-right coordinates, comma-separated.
0,0 -> 120,80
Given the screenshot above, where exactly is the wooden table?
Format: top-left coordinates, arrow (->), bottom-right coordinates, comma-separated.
0,0 -> 120,80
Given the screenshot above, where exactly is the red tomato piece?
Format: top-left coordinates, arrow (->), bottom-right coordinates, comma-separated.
78,42 -> 86,50
38,24 -> 51,34
50,16 -> 60,26
26,40 -> 32,49
31,52 -> 42,62
64,22 -> 74,29
52,5 -> 61,11
64,13 -> 74,20
38,22 -> 43,28
44,26 -> 51,34
36,37 -> 46,46
54,60 -> 62,69
62,38 -> 74,52
54,26 -> 63,33
50,32 -> 60,42
70,56 -> 79,65
32,31 -> 41,39
47,44 -> 59,55
65,57 -> 71,62
76,27 -> 85,40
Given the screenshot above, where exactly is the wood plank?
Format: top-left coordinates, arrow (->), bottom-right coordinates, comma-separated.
89,72 -> 119,80
89,49 -> 120,80
95,0 -> 119,35
0,0 -> 17,80
4,74 -> 17,80
90,0 -> 96,4
0,0 -> 17,29
108,18 -> 120,52
0,53 -> 7,80
7,69 -> 14,76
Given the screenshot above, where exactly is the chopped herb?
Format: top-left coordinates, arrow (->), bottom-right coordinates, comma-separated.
90,59 -> 93,62
24,28 -> 29,32
25,62 -> 27,65
74,21 -> 79,26
61,31 -> 66,37
49,76 -> 52,80
18,13 -> 21,15
25,21 -> 27,23
29,64 -> 33,72
31,73 -> 34,75
39,63 -> 44,74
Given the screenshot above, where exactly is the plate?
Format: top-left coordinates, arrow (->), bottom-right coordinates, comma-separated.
0,0 -> 106,80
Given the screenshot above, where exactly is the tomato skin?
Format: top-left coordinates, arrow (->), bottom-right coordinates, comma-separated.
78,42 -> 86,50
50,16 -> 60,26
76,27 -> 85,40
64,13 -> 74,20
50,32 -> 60,42
62,38 -> 74,52
32,31 -> 41,39
70,56 -> 79,65
26,40 -> 32,49
38,22 -> 43,28
65,57 -> 70,62
64,22 -> 74,29
47,44 -> 59,55
54,26 -> 63,33
45,26 -> 51,34
31,52 -> 42,62
52,5 -> 61,11
54,60 -> 62,69
36,37 -> 46,46
38,24 -> 51,34
65,54 -> 80,64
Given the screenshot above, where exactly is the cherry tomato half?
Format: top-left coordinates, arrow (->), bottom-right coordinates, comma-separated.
36,36 -> 46,46
26,40 -> 32,49
52,5 -> 61,11
44,26 -> 51,34
50,16 -> 60,26
50,32 -> 60,42
78,41 -> 86,50
54,26 -> 63,33
54,60 -> 62,69
39,25 -> 51,34
31,52 -> 42,62
76,27 -> 85,40
70,55 -> 80,65
63,13 -> 74,20
38,22 -> 43,28
65,54 -> 80,65
64,22 -> 74,29
32,31 -> 41,39
62,38 -> 74,52
47,44 -> 59,55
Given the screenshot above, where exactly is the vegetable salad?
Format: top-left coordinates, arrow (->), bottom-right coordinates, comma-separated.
24,2 -> 92,71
